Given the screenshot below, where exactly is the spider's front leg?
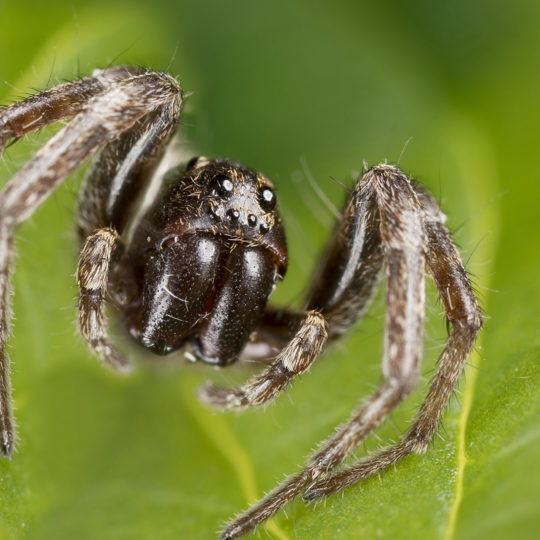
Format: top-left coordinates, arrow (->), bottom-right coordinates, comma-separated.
0,67 -> 183,455
219,165 -> 429,539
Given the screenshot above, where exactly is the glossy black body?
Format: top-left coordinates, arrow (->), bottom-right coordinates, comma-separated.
109,158 -> 288,366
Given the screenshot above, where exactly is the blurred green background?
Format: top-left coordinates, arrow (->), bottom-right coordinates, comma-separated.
0,1 -> 539,539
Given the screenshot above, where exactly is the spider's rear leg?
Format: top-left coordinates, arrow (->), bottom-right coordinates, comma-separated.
0,69 -> 183,455
303,183 -> 483,501
219,165 -> 428,539
0,225 -> 13,456
0,76 -> 103,151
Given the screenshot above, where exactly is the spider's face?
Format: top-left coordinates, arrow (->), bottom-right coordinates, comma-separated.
161,157 -> 288,274
134,157 -> 289,364
192,157 -> 278,235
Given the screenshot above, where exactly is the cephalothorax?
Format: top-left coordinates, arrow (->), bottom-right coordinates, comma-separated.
0,66 -> 482,539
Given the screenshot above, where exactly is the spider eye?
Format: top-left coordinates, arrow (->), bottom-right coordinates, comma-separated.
259,187 -> 276,211
209,175 -> 234,198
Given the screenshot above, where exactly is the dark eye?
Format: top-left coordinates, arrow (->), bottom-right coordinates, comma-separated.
209,175 -> 234,198
259,187 -> 276,211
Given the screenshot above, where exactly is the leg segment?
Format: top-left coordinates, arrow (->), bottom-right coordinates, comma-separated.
0,225 -> 14,456
303,185 -> 483,500
219,165 -> 428,539
0,66 -> 144,151
77,228 -> 131,372
0,69 -> 183,455
199,310 -> 327,409
0,77 -> 103,151
305,166 -> 383,340
77,102 -> 180,240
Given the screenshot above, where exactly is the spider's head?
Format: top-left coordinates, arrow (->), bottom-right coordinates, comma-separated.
162,157 -> 288,275
138,157 -> 289,365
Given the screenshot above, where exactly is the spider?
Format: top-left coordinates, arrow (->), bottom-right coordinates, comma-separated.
0,66 -> 482,539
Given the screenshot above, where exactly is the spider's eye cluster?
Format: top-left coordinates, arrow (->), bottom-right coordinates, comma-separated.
210,175 -> 234,198
259,187 -> 276,211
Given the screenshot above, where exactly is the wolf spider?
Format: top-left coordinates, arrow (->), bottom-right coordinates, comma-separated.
0,66 -> 482,538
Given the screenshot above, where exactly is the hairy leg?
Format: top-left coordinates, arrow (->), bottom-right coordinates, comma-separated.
305,166 -> 383,340
0,66 -> 149,151
77,102 -> 181,240
303,183 -> 482,500
0,69 -> 182,455
77,228 -> 131,372
219,165 -> 427,539
0,224 -> 13,456
0,70 -> 181,228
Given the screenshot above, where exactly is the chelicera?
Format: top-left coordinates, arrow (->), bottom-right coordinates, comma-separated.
0,66 -> 483,539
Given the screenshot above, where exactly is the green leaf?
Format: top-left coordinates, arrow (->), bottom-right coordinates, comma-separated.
0,1 -> 539,539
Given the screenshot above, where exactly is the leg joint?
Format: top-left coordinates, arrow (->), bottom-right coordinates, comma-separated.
451,311 -> 483,335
